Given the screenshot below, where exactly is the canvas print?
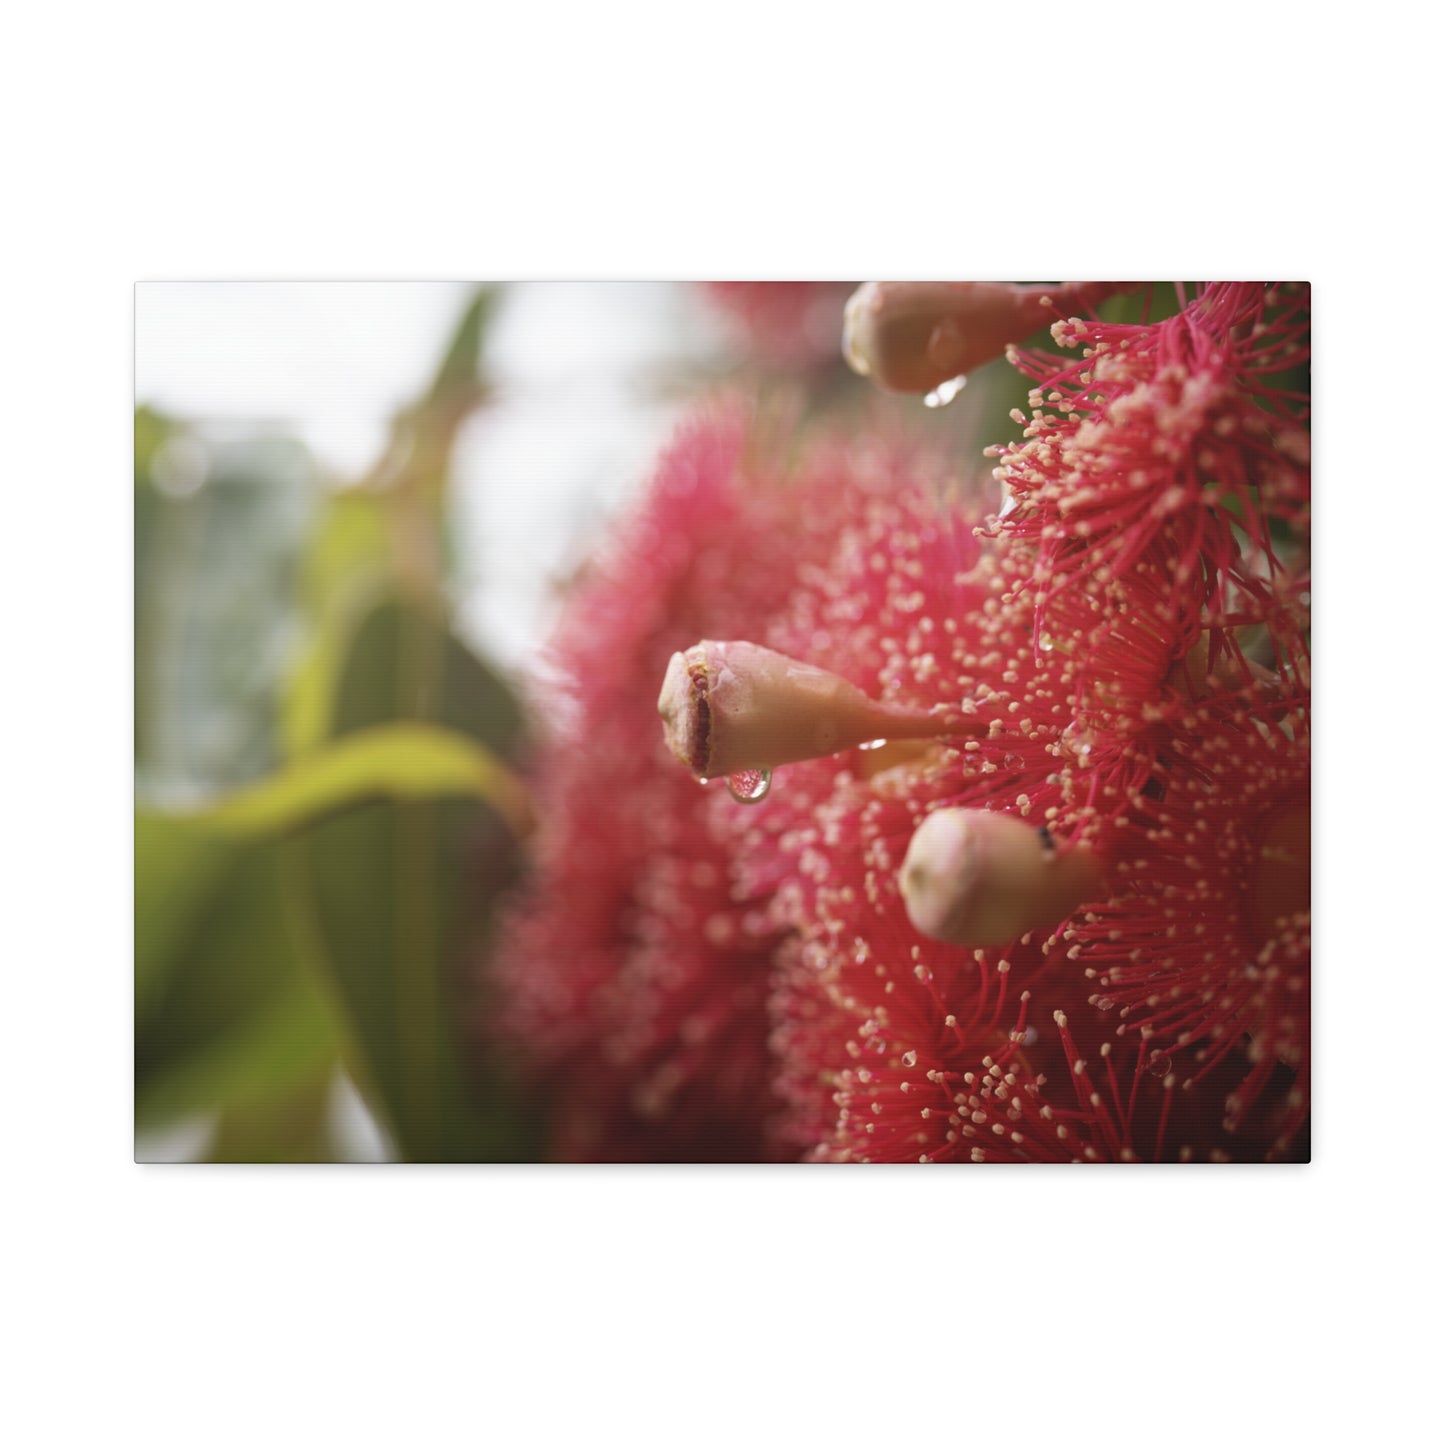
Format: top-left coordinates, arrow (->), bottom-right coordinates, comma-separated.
135,281 -> 1310,1163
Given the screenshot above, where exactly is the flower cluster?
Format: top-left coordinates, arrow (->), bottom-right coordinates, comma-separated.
493,282 -> 1310,1163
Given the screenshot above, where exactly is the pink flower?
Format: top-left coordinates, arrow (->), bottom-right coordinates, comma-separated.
490,406 -> 798,1160
1063,688 -> 1311,1153
491,403 -> 954,1160
495,282 -> 1310,1163
984,283 -> 1310,665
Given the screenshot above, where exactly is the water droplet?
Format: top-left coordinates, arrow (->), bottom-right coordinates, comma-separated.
858,738 -> 887,751
1038,634 -> 1055,653
922,375 -> 968,409
726,768 -> 772,804
1092,994 -> 1117,1013
1004,753 -> 1024,771
697,776 -> 711,787
1147,1050 -> 1173,1079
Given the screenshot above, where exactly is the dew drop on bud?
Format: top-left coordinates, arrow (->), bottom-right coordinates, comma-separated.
922,375 -> 968,409
725,768 -> 773,804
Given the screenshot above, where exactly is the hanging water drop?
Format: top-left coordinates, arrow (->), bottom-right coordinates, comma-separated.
922,375 -> 968,409
1147,1049 -> 1174,1079
1038,634 -> 1055,652
726,768 -> 773,803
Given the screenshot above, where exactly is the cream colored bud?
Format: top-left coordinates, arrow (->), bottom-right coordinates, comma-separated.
899,808 -> 1103,949
658,639 -> 954,778
843,281 -> 1141,395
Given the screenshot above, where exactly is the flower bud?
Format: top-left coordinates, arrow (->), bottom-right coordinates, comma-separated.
899,807 -> 1103,949
658,639 -> 955,778
844,281 -> 1140,394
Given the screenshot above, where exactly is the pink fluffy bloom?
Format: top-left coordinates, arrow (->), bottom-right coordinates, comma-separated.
491,403 -> 946,1160
984,283 -> 1310,667
490,407 -> 799,1160
494,281 -> 1310,1163
713,470 -> 1306,1160
1062,686 -> 1311,1153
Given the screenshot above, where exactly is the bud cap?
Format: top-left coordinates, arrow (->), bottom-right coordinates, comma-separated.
900,807 -> 1103,949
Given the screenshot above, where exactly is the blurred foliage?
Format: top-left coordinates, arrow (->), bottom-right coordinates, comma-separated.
135,287 -> 540,1162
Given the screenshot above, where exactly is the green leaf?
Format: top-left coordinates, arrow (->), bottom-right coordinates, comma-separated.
281,590 -> 538,1161
281,290 -> 503,757
134,405 -> 174,484
138,965 -> 337,1136
426,286 -> 500,407
330,595 -> 527,755
282,489 -> 392,757
135,833 -> 342,1135
204,1071 -> 339,1163
280,799 -> 536,1161
135,813 -> 244,1024
137,712 -> 530,1145
136,702 -> 527,1152
194,720 -> 533,841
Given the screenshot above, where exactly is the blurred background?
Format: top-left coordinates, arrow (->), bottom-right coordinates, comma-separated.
132,280 -> 1046,1162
